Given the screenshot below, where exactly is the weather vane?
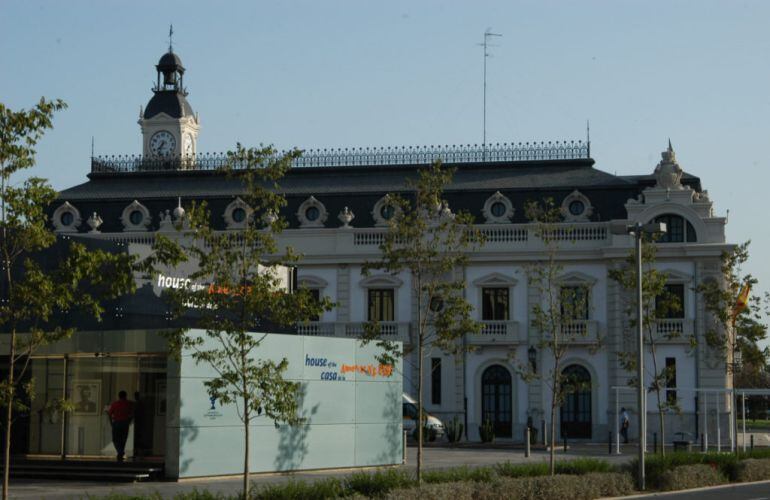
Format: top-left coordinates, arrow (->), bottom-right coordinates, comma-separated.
168,24 -> 174,52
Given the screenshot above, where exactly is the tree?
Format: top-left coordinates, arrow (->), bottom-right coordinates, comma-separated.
696,241 -> 768,451
150,144 -> 332,499
362,161 -> 483,483
0,99 -> 135,499
524,198 -> 592,474
609,238 -> 687,456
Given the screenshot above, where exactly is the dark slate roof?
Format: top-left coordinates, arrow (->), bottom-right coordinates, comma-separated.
55,158 -> 703,232
157,51 -> 184,71
143,90 -> 194,119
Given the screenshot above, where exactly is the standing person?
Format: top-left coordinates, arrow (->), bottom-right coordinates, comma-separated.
107,391 -> 135,462
620,407 -> 630,444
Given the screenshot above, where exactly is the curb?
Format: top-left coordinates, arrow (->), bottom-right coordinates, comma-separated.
603,478 -> 770,498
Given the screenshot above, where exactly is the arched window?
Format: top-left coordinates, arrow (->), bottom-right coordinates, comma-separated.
652,214 -> 696,243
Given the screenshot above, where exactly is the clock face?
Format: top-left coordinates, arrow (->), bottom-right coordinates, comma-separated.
183,134 -> 193,156
149,130 -> 176,156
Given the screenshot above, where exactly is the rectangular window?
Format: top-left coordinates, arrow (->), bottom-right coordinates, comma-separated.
308,288 -> 321,321
368,289 -> 394,322
560,286 -> 589,320
665,357 -> 677,404
656,284 -> 685,319
482,287 -> 509,320
431,358 -> 442,405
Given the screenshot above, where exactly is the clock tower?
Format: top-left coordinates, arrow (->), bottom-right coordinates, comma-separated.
139,47 -> 200,158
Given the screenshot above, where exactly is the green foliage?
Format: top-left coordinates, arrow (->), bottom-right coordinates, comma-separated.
383,473 -> 634,500
343,469 -> 415,497
444,415 -> 464,443
360,161 -> 484,480
0,98 -> 136,499
89,490 -> 229,500
626,450 -> 770,486
658,463 -> 727,491
479,418 -> 495,443
494,461 -> 549,478
146,144 -> 333,499
422,465 -> 496,484
253,478 -> 344,500
554,457 -> 614,475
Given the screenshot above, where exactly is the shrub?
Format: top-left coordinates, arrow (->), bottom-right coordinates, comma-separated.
554,458 -> 615,475
343,468 -> 415,497
479,418 -> 495,443
445,415 -> 464,443
422,465 -> 496,484
494,461 -> 549,478
658,463 -> 727,491
629,451 -> 740,486
252,478 -> 343,500
383,472 -> 634,500
735,458 -> 770,482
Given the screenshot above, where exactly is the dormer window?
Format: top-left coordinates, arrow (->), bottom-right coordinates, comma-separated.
652,214 -> 696,243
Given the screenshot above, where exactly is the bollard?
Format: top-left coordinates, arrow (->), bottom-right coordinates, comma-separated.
700,433 -> 705,453
541,419 -> 546,445
525,427 -> 531,458
563,433 -> 568,452
751,434 -> 754,453
608,432 -> 612,455
403,430 -> 408,464
653,432 -> 658,454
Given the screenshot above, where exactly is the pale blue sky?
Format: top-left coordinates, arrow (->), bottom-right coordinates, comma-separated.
3,1 -> 770,327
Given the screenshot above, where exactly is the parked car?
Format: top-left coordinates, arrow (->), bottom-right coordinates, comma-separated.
403,393 -> 444,441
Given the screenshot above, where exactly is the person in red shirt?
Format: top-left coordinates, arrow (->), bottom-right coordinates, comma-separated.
107,391 -> 135,462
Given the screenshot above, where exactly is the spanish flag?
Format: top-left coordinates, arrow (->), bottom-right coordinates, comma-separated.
732,282 -> 751,320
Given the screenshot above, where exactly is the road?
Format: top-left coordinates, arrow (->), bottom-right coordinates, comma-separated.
629,481 -> 770,500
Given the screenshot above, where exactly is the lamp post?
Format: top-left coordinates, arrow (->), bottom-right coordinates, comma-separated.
611,221 -> 666,491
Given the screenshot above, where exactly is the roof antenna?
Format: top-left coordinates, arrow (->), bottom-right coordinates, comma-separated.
168,24 -> 174,52
91,136 -> 94,158
477,28 -> 502,159
586,120 -> 591,157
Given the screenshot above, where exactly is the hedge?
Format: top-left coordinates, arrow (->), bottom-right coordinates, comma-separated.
735,458 -> 770,483
382,472 -> 634,500
658,463 -> 727,491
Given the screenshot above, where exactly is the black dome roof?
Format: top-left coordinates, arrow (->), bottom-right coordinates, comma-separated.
144,90 -> 194,119
157,51 -> 184,72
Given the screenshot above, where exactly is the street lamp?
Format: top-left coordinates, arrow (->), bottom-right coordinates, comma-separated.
610,221 -> 666,491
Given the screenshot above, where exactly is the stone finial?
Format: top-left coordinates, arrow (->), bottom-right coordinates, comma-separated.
86,212 -> 103,233
173,197 -> 185,221
654,139 -> 683,190
338,206 -> 355,228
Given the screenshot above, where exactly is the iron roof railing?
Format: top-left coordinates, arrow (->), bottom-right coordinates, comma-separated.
90,140 -> 590,174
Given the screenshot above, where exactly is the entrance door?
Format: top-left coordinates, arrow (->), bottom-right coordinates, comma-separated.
481,365 -> 512,438
560,364 -> 592,439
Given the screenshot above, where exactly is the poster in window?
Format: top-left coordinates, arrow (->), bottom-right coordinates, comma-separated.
155,380 -> 167,416
72,380 -> 101,416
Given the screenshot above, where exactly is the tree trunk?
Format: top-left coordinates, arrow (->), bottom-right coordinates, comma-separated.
417,337 -> 424,484
656,390 -> 665,457
550,399 -> 557,475
243,397 -> 250,500
2,330 -> 16,500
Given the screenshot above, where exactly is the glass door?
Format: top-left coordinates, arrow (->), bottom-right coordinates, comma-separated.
66,356 -> 139,457
27,358 -> 66,455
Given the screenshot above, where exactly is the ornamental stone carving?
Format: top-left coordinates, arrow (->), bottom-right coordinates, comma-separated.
338,206 -> 355,228
654,140 -> 684,190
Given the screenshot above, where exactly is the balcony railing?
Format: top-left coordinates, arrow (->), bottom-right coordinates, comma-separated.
294,321 -> 411,344
466,321 -> 520,345
654,318 -> 694,340
90,141 -> 589,174
557,320 -> 599,343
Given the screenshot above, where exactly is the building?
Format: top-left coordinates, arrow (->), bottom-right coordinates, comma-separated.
46,47 -> 732,452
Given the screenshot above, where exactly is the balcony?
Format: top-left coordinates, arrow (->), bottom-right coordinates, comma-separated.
294,321 -> 411,345
466,321 -> 521,345
653,318 -> 694,342
557,320 -> 599,344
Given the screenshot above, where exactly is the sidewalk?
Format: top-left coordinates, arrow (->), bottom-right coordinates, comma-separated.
9,444 -> 638,499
